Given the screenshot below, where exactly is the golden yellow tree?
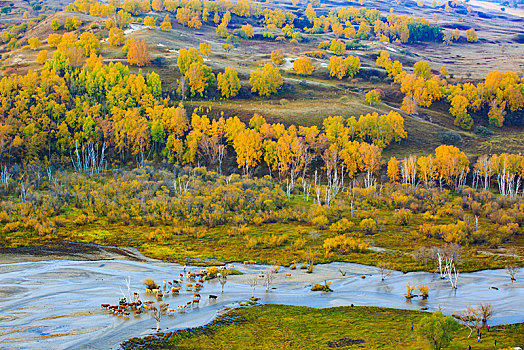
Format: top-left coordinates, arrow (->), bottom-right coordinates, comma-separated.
293,56 -> 314,75
36,50 -> 48,64
240,24 -> 254,38
365,89 -> 381,105
108,27 -> 125,46
199,42 -> 211,56
28,37 -> 41,50
249,63 -> 283,97
233,129 -> 263,174
271,50 -> 284,65
440,64 -> 448,77
466,28 -> 478,42
387,157 -> 400,182
152,0 -> 163,11
217,66 -> 241,98
161,15 -> 172,31
144,16 -> 156,27
185,62 -> 214,96
127,39 -> 151,67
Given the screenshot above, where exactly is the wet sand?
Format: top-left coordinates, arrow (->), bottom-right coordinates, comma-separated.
0,258 -> 522,350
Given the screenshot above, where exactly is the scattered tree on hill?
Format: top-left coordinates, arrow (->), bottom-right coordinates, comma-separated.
177,47 -> 203,75
271,50 -> 284,65
144,16 -> 155,27
108,27 -> 125,46
329,39 -> 345,55
199,42 -> 211,56
293,56 -> 314,75
160,15 -> 172,31
217,67 -> 241,98
28,37 -> 41,50
249,64 -> 283,97
36,50 -> 48,64
51,18 -> 60,31
365,89 -> 381,105
240,24 -> 254,38
185,62 -> 215,97
328,55 -> 360,79
64,17 -> 82,31
466,28 -> 478,42
127,39 -> 151,67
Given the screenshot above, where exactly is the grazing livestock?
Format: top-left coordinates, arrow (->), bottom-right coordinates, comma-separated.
209,295 -> 217,301
285,273 -> 292,277
101,304 -> 110,308
192,299 -> 200,306
193,293 -> 201,300
143,304 -> 150,310
171,287 -> 181,293
134,310 -> 143,315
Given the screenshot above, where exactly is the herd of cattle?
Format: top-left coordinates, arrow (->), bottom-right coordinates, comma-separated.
100,268 -> 220,317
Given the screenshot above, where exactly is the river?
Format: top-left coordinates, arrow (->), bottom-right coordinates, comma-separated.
0,259 -> 522,349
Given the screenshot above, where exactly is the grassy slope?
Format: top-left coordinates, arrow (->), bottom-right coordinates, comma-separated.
129,304 -> 524,349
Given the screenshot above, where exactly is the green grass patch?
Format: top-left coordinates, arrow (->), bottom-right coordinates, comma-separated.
128,304 -> 523,349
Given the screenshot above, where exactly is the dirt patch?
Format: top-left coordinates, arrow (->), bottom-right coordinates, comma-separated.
327,338 -> 366,348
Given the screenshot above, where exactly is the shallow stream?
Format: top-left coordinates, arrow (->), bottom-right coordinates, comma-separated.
0,259 -> 522,349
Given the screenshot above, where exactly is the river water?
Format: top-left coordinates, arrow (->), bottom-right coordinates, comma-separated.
0,259 -> 522,349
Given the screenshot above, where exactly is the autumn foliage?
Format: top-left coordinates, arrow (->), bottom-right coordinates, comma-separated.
127,39 -> 151,67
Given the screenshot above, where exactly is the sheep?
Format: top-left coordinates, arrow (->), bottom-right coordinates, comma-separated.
167,308 -> 176,313
209,295 -> 217,301
193,293 -> 201,300
285,273 -> 292,277
101,304 -> 110,308
144,300 -> 155,304
172,287 -> 181,293
143,304 -> 150,310
192,299 -> 200,306
198,279 -> 204,284
152,288 -> 161,294
134,310 -> 143,315
145,288 -> 152,294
